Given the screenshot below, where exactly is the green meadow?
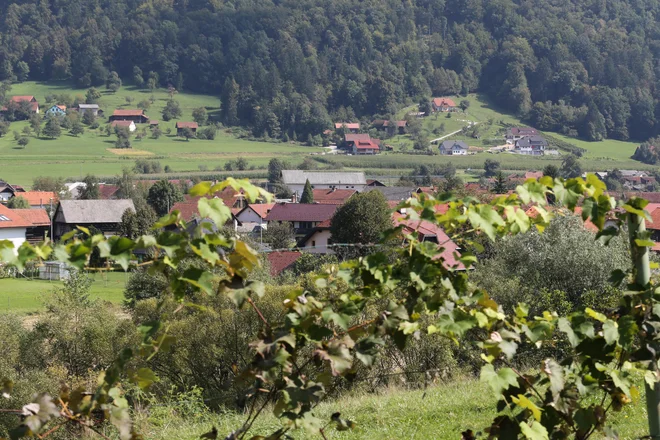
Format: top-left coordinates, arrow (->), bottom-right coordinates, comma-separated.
0,81 -> 323,186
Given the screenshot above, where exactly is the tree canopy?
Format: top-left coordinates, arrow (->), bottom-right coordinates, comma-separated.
1,1 -> 660,141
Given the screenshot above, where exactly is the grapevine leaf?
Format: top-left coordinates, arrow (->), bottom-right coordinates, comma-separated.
512,394 -> 542,422
480,364 -> 518,396
519,421 -> 549,440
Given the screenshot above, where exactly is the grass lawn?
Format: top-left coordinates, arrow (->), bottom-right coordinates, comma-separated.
135,379 -> 648,439
0,271 -> 126,313
0,81 -> 324,186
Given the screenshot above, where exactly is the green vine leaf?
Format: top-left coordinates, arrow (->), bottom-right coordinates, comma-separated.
519,420 -> 549,440
480,364 -> 518,396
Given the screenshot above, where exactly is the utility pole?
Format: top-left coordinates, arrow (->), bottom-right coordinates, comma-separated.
49,198 -> 53,241
627,211 -> 660,439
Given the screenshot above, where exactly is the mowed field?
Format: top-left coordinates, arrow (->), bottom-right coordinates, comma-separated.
0,271 -> 126,314
0,81 -> 323,186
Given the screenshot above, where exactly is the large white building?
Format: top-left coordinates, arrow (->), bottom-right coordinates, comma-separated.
281,170 -> 367,194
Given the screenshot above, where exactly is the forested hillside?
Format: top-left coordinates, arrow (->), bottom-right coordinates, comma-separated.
1,0 -> 660,141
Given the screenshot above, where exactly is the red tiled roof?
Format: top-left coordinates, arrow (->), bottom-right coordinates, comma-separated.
19,191 -> 58,206
247,203 -> 275,219
171,201 -> 200,222
416,187 -> 435,195
13,209 -> 50,226
312,189 -> 356,204
335,122 -> 360,130
0,204 -> 32,228
266,203 -> 337,222
112,109 -> 145,116
176,122 -> 199,129
98,184 -> 119,199
345,134 -> 371,143
432,97 -> 456,107
2,96 -> 38,112
392,212 -> 463,269
267,251 -> 302,276
355,140 -> 380,150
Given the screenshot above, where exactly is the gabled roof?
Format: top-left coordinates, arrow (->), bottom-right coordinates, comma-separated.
78,104 -> 100,109
237,203 -> 275,220
18,191 -> 58,206
112,109 -> 145,116
10,96 -> 36,103
0,204 -> 32,228
312,189 -> 356,205
267,251 -> 302,276
13,209 -> 50,226
98,184 -> 119,199
335,122 -> 360,130
171,201 -> 200,222
440,140 -> 468,150
56,200 -> 135,224
176,122 -> 198,129
432,97 -> 456,107
265,203 -> 337,222
516,136 -> 548,148
393,212 -> 463,270
281,170 -> 366,186
345,133 -> 371,143
354,140 -> 380,150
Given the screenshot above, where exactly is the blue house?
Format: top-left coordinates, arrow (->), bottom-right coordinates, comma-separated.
45,105 -> 67,117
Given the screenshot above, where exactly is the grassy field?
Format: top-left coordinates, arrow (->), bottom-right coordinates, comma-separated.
0,271 -> 126,313
0,81 -> 323,186
135,379 -> 648,439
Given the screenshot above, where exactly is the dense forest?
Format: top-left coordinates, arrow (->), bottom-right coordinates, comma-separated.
1,0 -> 660,141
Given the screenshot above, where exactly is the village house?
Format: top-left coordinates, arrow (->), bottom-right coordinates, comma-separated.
12,209 -> 51,244
0,181 -> 20,202
311,188 -> 356,205
235,203 -> 275,233
0,204 -> 33,251
176,122 -> 199,136
365,186 -> 416,202
366,179 -> 386,187
281,170 -> 367,194
45,105 -> 66,117
52,199 -> 135,240
439,140 -> 469,155
265,203 -> 337,235
334,122 -> 360,133
15,191 -> 58,209
431,97 -> 456,112
506,127 -> 539,143
515,135 -> 548,155
1,96 -> 40,114
109,109 -> 149,124
111,120 -> 136,132
77,104 -> 102,117
353,139 -> 380,155
297,219 -> 333,254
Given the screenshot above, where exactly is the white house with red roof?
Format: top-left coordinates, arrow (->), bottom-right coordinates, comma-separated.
235,203 -> 275,232
1,96 -> 39,113
431,97 -> 456,112
0,204 -> 32,251
297,219 -> 333,254
352,139 -> 380,155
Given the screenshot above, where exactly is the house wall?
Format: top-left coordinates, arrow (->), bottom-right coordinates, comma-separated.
0,227 -> 27,251
302,229 -> 334,254
0,190 -> 13,201
237,208 -> 267,232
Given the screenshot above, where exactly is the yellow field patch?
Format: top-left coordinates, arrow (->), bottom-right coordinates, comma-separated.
106,148 -> 155,156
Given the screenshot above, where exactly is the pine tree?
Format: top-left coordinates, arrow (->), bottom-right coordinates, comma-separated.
300,179 -> 314,204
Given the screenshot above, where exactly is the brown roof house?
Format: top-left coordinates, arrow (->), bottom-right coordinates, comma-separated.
431,97 -> 456,112
110,109 -> 149,123
334,122 -> 360,133
176,122 -> 198,136
1,96 -> 39,114
265,202 -> 337,235
53,199 -> 135,240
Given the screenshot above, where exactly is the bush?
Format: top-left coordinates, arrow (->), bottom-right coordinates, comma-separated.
124,268 -> 169,307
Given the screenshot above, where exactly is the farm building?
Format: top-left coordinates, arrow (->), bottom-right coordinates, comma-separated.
110,109 -> 149,123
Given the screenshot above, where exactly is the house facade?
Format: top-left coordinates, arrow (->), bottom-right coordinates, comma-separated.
281,170 -> 367,194
110,109 -> 149,123
431,97 -> 456,112
515,135 -> 548,155
235,203 -> 274,233
439,140 -> 468,155
45,105 -> 66,117
297,219 -> 333,254
0,204 -> 31,251
53,199 -> 135,240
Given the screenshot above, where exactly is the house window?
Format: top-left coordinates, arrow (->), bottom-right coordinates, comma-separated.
299,221 -> 313,229
311,240 -> 316,247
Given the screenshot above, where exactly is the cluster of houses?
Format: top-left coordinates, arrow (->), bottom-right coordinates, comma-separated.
0,96 -> 199,137
438,126 -> 551,156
